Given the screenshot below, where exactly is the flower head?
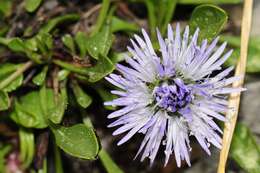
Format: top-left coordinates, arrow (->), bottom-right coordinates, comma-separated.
105,24 -> 244,167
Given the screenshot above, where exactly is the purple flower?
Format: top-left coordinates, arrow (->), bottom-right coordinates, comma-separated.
105,24 -> 245,167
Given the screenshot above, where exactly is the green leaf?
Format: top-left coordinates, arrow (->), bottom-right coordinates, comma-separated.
40,86 -> 68,124
40,14 -> 80,33
62,34 -> 76,54
25,37 -> 38,52
110,17 -> 139,33
0,37 -> 26,52
0,37 -> 42,63
189,4 -> 227,42
0,0 -> 13,17
142,0 -> 177,38
144,0 -> 156,40
71,81 -> 92,108
25,0 -> 42,12
110,51 -> 126,64
0,144 -> 11,172
53,55 -> 114,82
99,149 -> 124,173
230,123 -> 260,173
75,32 -> 88,58
86,25 -> 113,60
51,124 -> 99,160
11,91 -> 48,128
222,35 -> 260,73
82,55 -> 114,82
19,128 -> 35,168
0,91 -> 10,111
37,32 -> 53,50
58,69 -> 70,81
157,0 -> 177,35
0,63 -> 23,92
178,0 -> 242,4
32,66 -> 48,86
91,0 -> 110,35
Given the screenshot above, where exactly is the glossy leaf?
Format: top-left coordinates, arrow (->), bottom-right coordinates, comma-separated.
71,81 -> 92,108
62,34 -> 76,54
230,123 -> 260,173
81,55 -> 114,82
40,86 -> 68,124
99,149 -> 124,173
51,124 -> 99,160
0,63 -> 23,92
25,0 -> 42,12
53,55 -> 114,82
11,91 -> 48,128
75,32 -> 88,58
32,66 -> 48,86
189,4 -> 227,42
0,91 -> 9,111
58,69 -> 70,81
86,25 -> 113,60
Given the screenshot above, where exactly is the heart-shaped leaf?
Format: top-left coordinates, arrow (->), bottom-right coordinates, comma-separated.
189,4 -> 227,42
86,25 -> 113,60
51,124 -> 99,160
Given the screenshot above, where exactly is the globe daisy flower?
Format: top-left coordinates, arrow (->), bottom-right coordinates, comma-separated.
104,24 -> 244,167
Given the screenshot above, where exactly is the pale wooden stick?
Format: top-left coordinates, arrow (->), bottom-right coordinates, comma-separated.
217,0 -> 253,173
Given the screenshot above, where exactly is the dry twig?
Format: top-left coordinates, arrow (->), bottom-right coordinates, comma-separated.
217,0 -> 253,172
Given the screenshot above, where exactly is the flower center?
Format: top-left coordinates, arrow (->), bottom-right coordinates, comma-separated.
153,78 -> 192,113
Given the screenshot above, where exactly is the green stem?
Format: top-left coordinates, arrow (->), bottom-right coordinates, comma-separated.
54,142 -> 64,173
53,59 -> 87,75
81,113 -> 123,173
99,149 -> 124,173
